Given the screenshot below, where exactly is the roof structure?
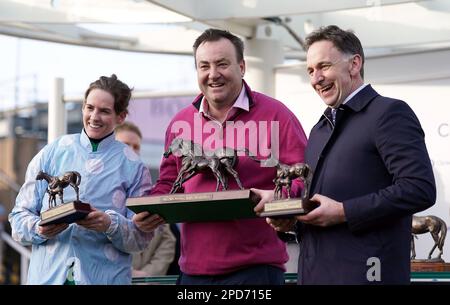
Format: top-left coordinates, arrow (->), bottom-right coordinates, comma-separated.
2,0 -> 450,59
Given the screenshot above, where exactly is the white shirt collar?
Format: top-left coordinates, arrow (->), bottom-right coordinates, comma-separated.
341,83 -> 368,106
199,84 -> 249,115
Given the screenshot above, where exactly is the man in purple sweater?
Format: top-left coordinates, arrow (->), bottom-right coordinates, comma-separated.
137,28 -> 307,285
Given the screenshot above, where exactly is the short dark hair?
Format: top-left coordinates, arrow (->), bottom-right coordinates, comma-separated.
84,74 -> 133,115
305,25 -> 365,78
114,121 -> 142,139
193,28 -> 244,63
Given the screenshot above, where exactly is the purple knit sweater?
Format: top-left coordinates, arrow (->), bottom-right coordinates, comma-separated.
151,81 -> 307,275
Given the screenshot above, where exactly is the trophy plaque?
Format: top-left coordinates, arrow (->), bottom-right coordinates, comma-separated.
259,198 -> 316,217
36,170 -> 92,226
410,214 -> 450,272
259,162 -> 318,218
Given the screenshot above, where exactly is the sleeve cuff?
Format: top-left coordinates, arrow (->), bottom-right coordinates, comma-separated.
104,210 -> 118,236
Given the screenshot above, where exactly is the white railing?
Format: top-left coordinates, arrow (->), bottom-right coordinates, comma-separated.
0,169 -> 21,193
1,231 -> 30,285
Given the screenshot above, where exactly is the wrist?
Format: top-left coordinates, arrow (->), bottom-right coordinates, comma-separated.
337,201 -> 346,223
104,213 -> 112,232
104,210 -> 118,235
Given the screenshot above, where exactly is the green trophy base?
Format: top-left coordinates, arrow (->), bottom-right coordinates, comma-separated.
40,201 -> 92,226
126,189 -> 260,223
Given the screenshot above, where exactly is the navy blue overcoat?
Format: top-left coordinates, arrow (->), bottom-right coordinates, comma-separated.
298,85 -> 436,284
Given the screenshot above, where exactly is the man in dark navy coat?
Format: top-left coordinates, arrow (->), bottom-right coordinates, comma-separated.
254,25 -> 436,284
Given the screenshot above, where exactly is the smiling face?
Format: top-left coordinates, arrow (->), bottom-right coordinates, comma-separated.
306,40 -> 363,108
115,129 -> 141,154
82,89 -> 126,139
195,38 -> 245,111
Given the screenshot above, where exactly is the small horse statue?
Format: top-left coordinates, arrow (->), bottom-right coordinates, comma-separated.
411,215 -> 447,261
273,162 -> 312,201
36,170 -> 81,208
250,156 -> 312,201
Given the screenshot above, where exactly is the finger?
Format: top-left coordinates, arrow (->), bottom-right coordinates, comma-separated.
82,225 -> 97,230
77,221 -> 101,230
251,189 -> 272,203
254,201 -> 265,213
310,194 -> 322,202
133,211 -> 150,222
297,213 -> 314,223
40,225 -> 60,234
153,219 -> 166,228
141,219 -> 165,232
138,214 -> 161,225
84,211 -> 101,220
39,223 -> 58,230
75,219 -> 90,226
76,217 -> 92,225
38,227 -> 52,236
250,188 -> 259,194
54,224 -> 69,232
144,217 -> 164,228
297,209 -> 323,225
277,220 -> 294,231
265,218 -> 282,230
50,228 -> 66,235
40,224 -> 68,237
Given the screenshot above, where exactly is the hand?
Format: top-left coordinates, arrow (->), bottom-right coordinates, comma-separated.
37,223 -> 69,239
132,269 -> 148,278
296,194 -> 346,227
251,188 -> 296,232
251,188 -> 275,214
132,211 -> 165,233
266,217 -> 297,232
76,207 -> 111,232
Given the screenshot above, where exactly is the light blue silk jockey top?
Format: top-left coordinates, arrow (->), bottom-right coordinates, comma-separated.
9,130 -> 153,284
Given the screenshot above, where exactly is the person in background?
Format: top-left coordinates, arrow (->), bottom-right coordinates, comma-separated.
115,122 -> 177,277
9,74 -> 163,284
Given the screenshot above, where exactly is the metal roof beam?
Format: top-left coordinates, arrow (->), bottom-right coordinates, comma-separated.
149,0 -> 423,20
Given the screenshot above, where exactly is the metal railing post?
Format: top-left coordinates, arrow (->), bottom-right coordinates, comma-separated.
48,77 -> 66,144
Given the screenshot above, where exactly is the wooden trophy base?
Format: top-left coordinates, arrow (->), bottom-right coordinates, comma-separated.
411,260 -> 450,272
259,198 -> 318,218
40,201 -> 92,226
127,189 -> 259,223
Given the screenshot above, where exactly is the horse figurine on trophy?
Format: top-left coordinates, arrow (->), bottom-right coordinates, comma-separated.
36,170 -> 82,208
250,156 -> 312,201
411,215 -> 447,261
250,155 -> 315,217
163,138 -> 254,194
272,162 -> 312,201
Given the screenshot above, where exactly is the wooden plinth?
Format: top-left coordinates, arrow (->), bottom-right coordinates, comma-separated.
411,261 -> 450,272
